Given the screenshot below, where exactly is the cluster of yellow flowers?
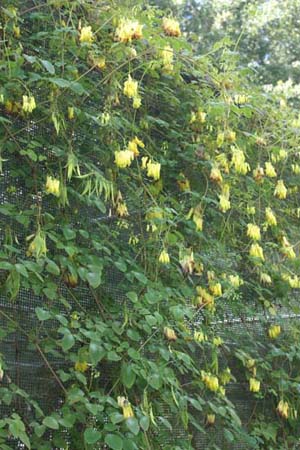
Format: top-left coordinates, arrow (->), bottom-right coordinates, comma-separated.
186,206 -> 203,231
142,157 -> 161,180
209,282 -> 222,297
265,207 -> 277,226
277,400 -> 289,419
231,147 -> 250,175
123,74 -> 141,108
247,223 -> 261,241
190,109 -> 206,125
201,371 -> 219,392
219,184 -> 231,213
194,330 -> 207,343
114,149 -> 135,168
22,95 -> 36,113
249,243 -> 264,262
265,161 -> 277,178
249,377 -> 260,393
281,236 -> 296,259
79,25 -> 94,44
127,136 -> 144,156
75,361 -> 89,372
210,166 -> 223,183
268,324 -> 281,339
274,179 -> 287,199
159,249 -> 170,264
162,17 -> 181,37
228,274 -> 243,288
45,175 -> 60,196
115,18 -> 143,43
116,191 -> 129,217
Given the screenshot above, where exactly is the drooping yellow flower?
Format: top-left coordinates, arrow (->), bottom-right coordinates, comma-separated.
162,17 -> 181,37
178,174 -> 191,192
277,400 -> 289,419
274,180 -> 287,199
115,18 -> 143,43
249,378 -> 260,393
247,224 -> 261,241
212,336 -> 223,346
231,147 -> 250,174
22,95 -> 36,113
219,195 -> 230,213
147,160 -> 161,180
127,136 -> 144,156
201,371 -> 219,392
45,176 -> 60,196
79,26 -> 94,43
26,229 -> 47,259
260,272 -> 272,285
268,324 -> 281,339
209,282 -> 222,297
190,206 -> 203,231
225,130 -> 236,143
217,132 -> 224,147
220,367 -> 231,385
210,166 -> 223,183
194,330 -> 206,342
132,96 -> 142,109
159,249 -> 170,264
292,163 -> 300,174
114,150 -> 134,168
75,361 -> 89,373
249,243 -> 264,261
195,287 -> 214,309
265,207 -> 277,226
216,153 -> 229,173
229,274 -> 243,288
164,326 -> 177,341
247,205 -> 256,215
116,201 -> 129,217
68,106 -> 74,120
123,75 -> 138,98
265,161 -> 277,178
234,94 -> 248,104
281,236 -> 296,259
161,45 -> 174,73
117,397 -> 135,418
287,275 -> 300,288
206,414 -> 215,425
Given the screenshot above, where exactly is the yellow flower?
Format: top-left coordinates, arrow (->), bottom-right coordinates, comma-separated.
209,282 -> 222,297
45,176 -> 60,196
123,75 -> 138,98
216,153 -> 229,173
75,361 -> 89,373
219,194 -> 230,213
292,163 -> 300,174
265,161 -> 277,178
118,397 -> 135,418
274,180 -> 287,199
159,249 -> 170,264
220,367 -> 231,384
116,201 -> 129,217
178,174 -> 191,192
231,147 -> 250,174
229,274 -> 243,288
225,130 -> 236,143
217,132 -> 224,147
128,136 -> 144,156
247,223 -> 261,241
26,230 -> 47,259
281,237 -> 296,259
147,161 -> 161,180
115,18 -> 143,43
201,372 -> 219,392
206,414 -> 215,425
194,330 -> 206,342
191,208 -> 203,231
260,272 -> 272,284
68,106 -> 74,120
210,166 -> 223,183
164,326 -> 177,341
265,207 -> 277,226
277,400 -> 289,419
132,96 -> 142,109
195,287 -> 214,309
249,243 -> 264,261
114,150 -> 134,168
247,206 -> 256,215
212,336 -> 223,346
79,26 -> 93,43
13,25 -> 20,38
268,324 -> 281,339
162,17 -> 181,37
22,95 -> 36,113
234,94 -> 248,104
161,45 -> 174,73
249,378 -> 260,392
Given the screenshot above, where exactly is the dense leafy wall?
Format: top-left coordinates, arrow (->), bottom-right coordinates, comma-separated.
1,1 -> 300,449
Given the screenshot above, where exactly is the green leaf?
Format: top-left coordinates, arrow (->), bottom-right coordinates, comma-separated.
40,59 -> 55,74
121,363 -> 136,389
35,307 -> 51,321
126,291 -> 138,303
0,261 -> 13,270
46,260 -> 60,276
148,373 -> 162,390
43,416 -> 59,430
89,342 -> 105,365
105,434 -> 123,450
128,348 -> 140,360
61,333 -> 75,351
84,428 -> 101,444
62,227 -> 76,240
86,269 -> 102,289
139,416 -> 150,431
126,417 -> 139,436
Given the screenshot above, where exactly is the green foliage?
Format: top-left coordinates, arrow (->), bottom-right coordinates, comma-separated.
0,1 -> 300,449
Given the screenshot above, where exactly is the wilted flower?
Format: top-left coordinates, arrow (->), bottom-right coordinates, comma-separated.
253,166 -> 264,183
277,400 -> 289,419
117,397 -> 134,418
260,272 -> 272,284
115,18 -> 143,42
210,166 -> 223,183
162,17 -> 181,37
75,361 -> 89,372
164,326 -> 177,341
206,414 -> 215,425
